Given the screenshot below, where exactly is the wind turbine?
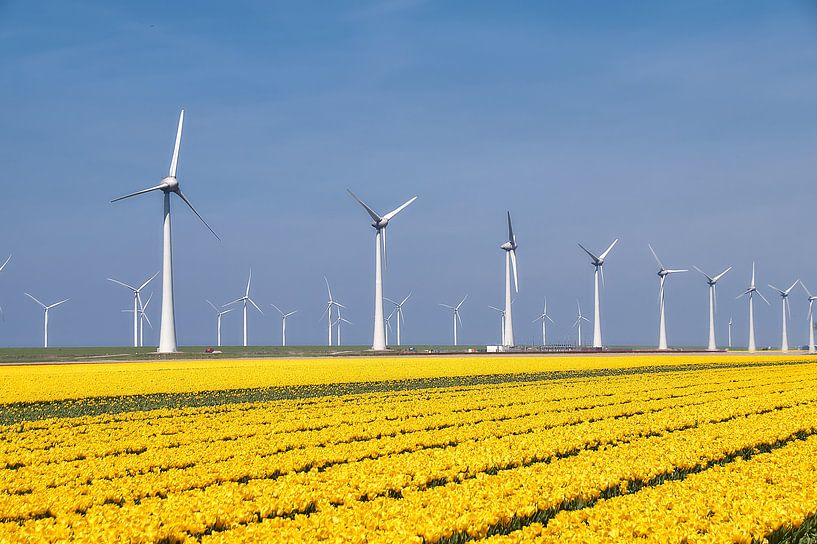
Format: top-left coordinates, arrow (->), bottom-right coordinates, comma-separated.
488,305 -> 506,345
107,271 -> 159,347
728,315 -> 733,350
692,265 -> 732,351
111,110 -> 219,353
384,292 -> 411,346
649,244 -> 687,350
334,308 -> 352,346
768,279 -> 800,352
224,270 -> 263,347
347,189 -> 417,351
440,295 -> 468,346
801,283 -> 817,353
532,297 -> 555,346
500,212 -> 519,347
578,239 -> 618,348
122,292 -> 154,347
270,303 -> 297,347
24,293 -> 68,348
320,277 -> 344,347
737,262 -> 770,352
206,300 -> 234,347
573,300 -> 590,347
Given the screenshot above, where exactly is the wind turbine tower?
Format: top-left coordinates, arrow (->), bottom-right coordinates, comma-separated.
111,110 -> 219,353
578,239 -> 618,348
347,190 -> 417,351
500,212 -> 519,347
737,262 -> 769,352
801,283 -> 817,353
692,265 -> 731,351
25,293 -> 69,348
649,244 -> 687,350
225,270 -> 263,347
768,280 -> 799,352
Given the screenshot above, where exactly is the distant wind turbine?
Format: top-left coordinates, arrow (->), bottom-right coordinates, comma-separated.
500,212 -> 519,347
224,270 -> 263,347
649,244 -> 687,350
573,300 -> 590,347
25,293 -> 68,348
111,110 -> 219,353
768,279 -> 800,352
384,292 -> 411,346
801,282 -> 817,353
533,298 -> 555,346
347,189 -> 417,351
206,300 -> 234,347
122,292 -> 153,347
107,271 -> 159,347
578,239 -> 618,348
728,315 -> 733,350
334,308 -> 352,346
488,305 -> 506,345
320,277 -> 344,346
270,303 -> 297,347
692,265 -> 731,351
737,262 -> 770,352
440,295 -> 468,346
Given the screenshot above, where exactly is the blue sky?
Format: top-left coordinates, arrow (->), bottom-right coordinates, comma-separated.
1,1 -> 817,348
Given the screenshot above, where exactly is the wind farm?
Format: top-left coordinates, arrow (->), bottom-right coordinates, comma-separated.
3,3 -> 817,543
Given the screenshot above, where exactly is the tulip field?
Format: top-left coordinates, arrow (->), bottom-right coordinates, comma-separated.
1,354 -> 817,543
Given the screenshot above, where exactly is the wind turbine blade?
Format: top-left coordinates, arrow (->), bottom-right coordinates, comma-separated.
384,297 -> 398,305
382,196 -> 418,221
599,238 -> 618,261
577,242 -> 600,263
692,265 -> 713,282
456,311 -> 463,328
270,302 -> 284,315
107,278 -> 137,291
506,211 -> 514,245
143,312 -> 153,329
573,317 -> 581,328
143,292 -> 153,310
48,299 -> 69,309
341,318 -> 352,325
802,282 -> 813,298
221,308 -> 236,315
751,262 -> 756,288
175,190 -> 220,240
581,316 -> 590,323
510,249 -> 519,293
0,254 -> 11,273
786,279 -> 800,294
382,225 -> 387,268
285,310 -> 298,317
24,293 -> 46,308
768,284 -> 784,296
334,302 -> 347,309
757,290 -> 771,305
346,189 -> 382,223
169,110 -> 184,178
324,276 -> 333,301
223,297 -> 244,307
439,303 -> 454,309
457,294 -> 469,309
401,292 -> 412,305
488,305 -> 502,312
111,184 -> 166,203
245,269 -> 252,297
206,299 -> 219,312
666,269 -> 688,274
600,263 -> 606,288
648,244 -> 665,270
248,298 -> 264,314
736,290 -> 749,299
387,308 -> 396,320
138,271 -> 160,291
712,266 -> 732,283
546,315 -> 555,324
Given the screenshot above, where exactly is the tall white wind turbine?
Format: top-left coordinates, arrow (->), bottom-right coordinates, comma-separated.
692,265 -> 731,351
206,300 -> 234,347
488,305 -> 506,345
24,293 -> 68,348
801,283 -> 817,353
225,270 -> 263,347
320,277 -> 344,347
737,262 -> 770,352
500,212 -> 519,347
649,244 -> 687,350
347,189 -> 417,351
768,279 -> 800,352
573,300 -> 590,347
271,303 -> 297,347
138,292 -> 153,347
533,298 -> 555,346
728,315 -> 733,349
111,110 -> 219,353
107,271 -> 159,347
578,239 -> 618,348
384,293 -> 411,346
440,295 -> 468,346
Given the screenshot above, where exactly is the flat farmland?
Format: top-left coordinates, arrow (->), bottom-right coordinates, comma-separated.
1,354 -> 816,543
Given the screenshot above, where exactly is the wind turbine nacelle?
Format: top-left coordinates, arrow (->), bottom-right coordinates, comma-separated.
161,176 -> 179,190
500,242 -> 514,251
373,219 -> 389,230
